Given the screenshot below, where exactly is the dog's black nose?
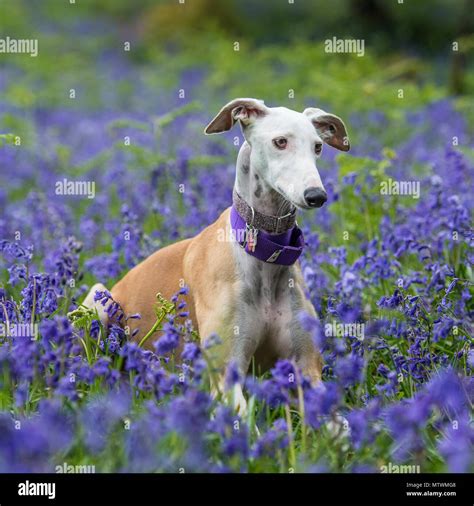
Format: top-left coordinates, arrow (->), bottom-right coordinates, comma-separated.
304,187 -> 327,208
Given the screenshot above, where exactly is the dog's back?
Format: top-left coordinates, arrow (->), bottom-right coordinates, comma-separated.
110,207 -> 234,349
111,236 -> 195,349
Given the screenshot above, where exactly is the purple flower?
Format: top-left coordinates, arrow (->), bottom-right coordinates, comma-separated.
334,354 -> 364,387
81,389 -> 131,454
0,399 -> 74,472
181,342 -> 201,362
377,290 -> 404,309
347,399 -> 381,450
21,274 -> 58,320
384,395 -> 431,459
426,369 -> 469,416
7,264 -> 27,286
56,375 -> 79,401
99,323 -> 126,354
154,322 -> 180,355
85,252 -> 122,281
225,360 -> 242,390
304,382 -> 341,428
299,312 -> 326,350
39,316 -> 74,350
438,417 -> 473,472
0,240 -> 33,262
123,413 -> 165,472
247,377 -> 288,408
120,342 -> 146,371
467,350 -> 474,369
208,405 -> 249,461
171,389 -> 211,429
14,381 -> 29,407
90,318 -> 101,339
251,418 -> 288,458
203,333 -> 222,349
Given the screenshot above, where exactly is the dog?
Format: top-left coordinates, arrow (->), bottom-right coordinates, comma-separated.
82,98 -> 350,412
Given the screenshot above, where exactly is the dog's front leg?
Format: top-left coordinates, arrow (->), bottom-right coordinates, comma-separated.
201,316 -> 261,416
289,299 -> 323,385
224,331 -> 262,416
295,341 -> 323,385
217,336 -> 260,417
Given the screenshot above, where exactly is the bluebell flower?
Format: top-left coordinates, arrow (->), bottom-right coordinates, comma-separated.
438,417 -> 473,472
154,322 -> 180,355
80,389 -> 131,454
224,360 -> 242,390
334,354 -> 364,388
181,342 -> 201,362
7,264 -> 27,286
304,382 -> 341,428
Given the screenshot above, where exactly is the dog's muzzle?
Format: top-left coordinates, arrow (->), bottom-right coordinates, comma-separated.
304,187 -> 327,208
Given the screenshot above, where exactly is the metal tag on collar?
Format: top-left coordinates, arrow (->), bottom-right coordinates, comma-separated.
245,224 -> 258,252
241,205 -> 258,252
266,249 -> 282,263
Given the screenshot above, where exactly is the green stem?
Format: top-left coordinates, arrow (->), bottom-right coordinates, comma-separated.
297,383 -> 307,455
138,314 -> 165,348
285,404 -> 297,471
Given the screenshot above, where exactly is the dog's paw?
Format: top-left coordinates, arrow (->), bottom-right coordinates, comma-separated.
232,383 -> 248,417
324,413 -> 351,451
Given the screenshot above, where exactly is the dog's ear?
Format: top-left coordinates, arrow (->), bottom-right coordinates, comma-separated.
204,98 -> 269,134
303,108 -> 350,151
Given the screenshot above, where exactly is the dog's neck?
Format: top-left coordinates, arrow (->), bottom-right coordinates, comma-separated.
234,142 -> 295,222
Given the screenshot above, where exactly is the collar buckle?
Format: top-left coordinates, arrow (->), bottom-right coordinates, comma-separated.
274,210 -> 294,234
266,249 -> 282,263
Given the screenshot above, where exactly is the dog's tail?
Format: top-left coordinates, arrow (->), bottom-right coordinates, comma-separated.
81,282 -> 109,327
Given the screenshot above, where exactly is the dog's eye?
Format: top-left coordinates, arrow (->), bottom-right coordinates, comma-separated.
315,143 -> 323,155
272,137 -> 288,150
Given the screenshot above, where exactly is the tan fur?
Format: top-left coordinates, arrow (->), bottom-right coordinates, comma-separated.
111,208 -> 235,354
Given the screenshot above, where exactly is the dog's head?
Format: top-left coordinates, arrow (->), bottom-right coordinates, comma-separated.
205,98 -> 350,209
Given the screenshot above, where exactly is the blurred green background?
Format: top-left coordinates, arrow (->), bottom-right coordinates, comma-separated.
1,0 -> 473,122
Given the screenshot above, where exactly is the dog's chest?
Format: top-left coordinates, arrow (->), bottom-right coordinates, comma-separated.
236,254 -> 302,354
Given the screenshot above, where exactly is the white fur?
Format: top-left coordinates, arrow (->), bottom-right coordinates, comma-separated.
82,282 -> 109,326
245,107 -> 326,208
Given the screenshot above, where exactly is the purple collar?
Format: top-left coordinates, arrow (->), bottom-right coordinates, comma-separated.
230,204 -> 305,266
